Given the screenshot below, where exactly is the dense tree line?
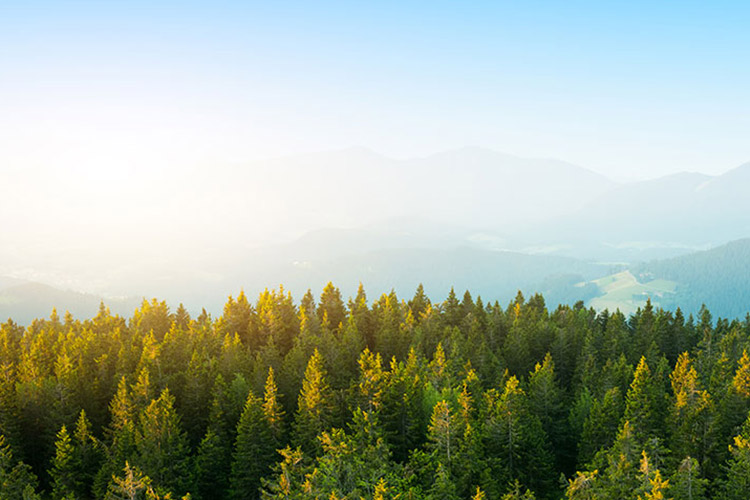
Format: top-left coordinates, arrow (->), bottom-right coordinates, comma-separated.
1,282 -> 750,499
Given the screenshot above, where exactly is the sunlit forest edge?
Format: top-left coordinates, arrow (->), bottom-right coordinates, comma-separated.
1,282 -> 750,500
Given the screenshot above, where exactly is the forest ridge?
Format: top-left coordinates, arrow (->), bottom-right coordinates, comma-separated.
1,283 -> 750,499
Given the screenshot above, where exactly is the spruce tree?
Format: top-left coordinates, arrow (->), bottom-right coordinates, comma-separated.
195,396 -> 231,500
50,425 -> 80,499
669,457 -> 707,500
293,349 -> 334,454
0,434 -> 40,499
668,352 -> 713,466
722,413 -> 750,500
134,389 -> 192,497
624,357 -> 664,447
230,391 -> 275,500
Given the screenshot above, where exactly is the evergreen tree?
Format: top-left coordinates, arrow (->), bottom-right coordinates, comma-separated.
722,413 -> 750,500
134,389 -> 192,497
624,357 -> 665,448
668,352 -> 713,467
230,388 -> 275,500
427,400 -> 457,473
502,480 -> 536,500
635,451 -> 669,500
669,457 -> 706,500
262,367 -> 285,444
0,434 -> 40,500
73,409 -> 102,499
50,425 -> 80,499
293,349 -> 334,454
483,376 -> 555,499
194,396 -> 231,500
527,353 -> 568,471
317,283 -> 347,334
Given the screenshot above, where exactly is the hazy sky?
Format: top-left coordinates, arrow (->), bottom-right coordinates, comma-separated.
2,1 -> 749,182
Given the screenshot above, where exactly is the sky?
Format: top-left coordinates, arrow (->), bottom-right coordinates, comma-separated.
1,0 -> 749,183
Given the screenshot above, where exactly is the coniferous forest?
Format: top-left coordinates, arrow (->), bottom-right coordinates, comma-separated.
2,283 -> 750,500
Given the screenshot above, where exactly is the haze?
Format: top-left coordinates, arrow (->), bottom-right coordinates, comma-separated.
2,1 -> 750,320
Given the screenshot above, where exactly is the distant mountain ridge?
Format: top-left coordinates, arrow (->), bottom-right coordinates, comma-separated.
519,160 -> 750,261
0,278 -> 140,326
632,238 -> 750,318
3,147 -> 750,323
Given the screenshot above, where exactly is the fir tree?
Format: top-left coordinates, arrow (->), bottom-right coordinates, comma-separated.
50,425 -> 80,499
293,349 -> 334,454
134,389 -> 192,497
230,391 -> 275,500
0,434 -> 40,499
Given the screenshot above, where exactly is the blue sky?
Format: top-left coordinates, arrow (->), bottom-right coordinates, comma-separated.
2,1 -> 749,179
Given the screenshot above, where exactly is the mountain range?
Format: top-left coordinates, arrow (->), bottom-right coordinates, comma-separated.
2,147 -> 749,323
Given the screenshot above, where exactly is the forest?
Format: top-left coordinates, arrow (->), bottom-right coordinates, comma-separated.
1,283 -> 750,500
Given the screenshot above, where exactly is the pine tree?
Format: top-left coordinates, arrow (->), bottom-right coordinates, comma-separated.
669,457 -> 706,500
379,350 -> 427,462
317,283 -> 347,335
427,400 -> 457,473
134,389 -> 192,497
73,409 -> 101,499
624,357 -> 664,447
96,377 -> 138,498
293,349 -> 334,454
408,284 -> 430,323
50,425 -> 80,499
428,462 -> 460,500
483,376 -> 555,498
668,352 -> 713,466
565,470 -> 598,500
722,414 -> 750,500
262,367 -> 284,444
635,451 -> 669,500
104,461 -> 152,500
357,348 -> 384,413
259,447 -> 306,500
194,396 -> 231,500
527,353 -> 567,471
230,390 -> 275,500
0,434 -> 40,499
502,480 -> 536,500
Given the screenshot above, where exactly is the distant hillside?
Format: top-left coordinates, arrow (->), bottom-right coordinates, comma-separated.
193,146 -> 617,238
632,238 -> 750,318
0,280 -> 140,325
200,221 -> 611,313
523,163 -> 750,261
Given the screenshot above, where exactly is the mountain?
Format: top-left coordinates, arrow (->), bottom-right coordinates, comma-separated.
188,146 -> 618,242
519,163 -> 750,261
571,238 -> 750,318
0,279 -> 140,325
142,219 -> 608,315
632,238 -> 750,318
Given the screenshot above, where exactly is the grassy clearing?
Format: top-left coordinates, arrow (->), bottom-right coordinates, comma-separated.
587,270 -> 677,315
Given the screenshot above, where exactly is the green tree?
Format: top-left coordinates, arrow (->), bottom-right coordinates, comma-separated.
317,283 -> 347,335
194,396 -> 231,500
0,434 -> 40,500
722,414 -> 750,500
669,457 -> 706,500
50,425 -> 80,499
624,357 -> 665,447
483,376 -> 555,499
668,353 -> 713,467
293,349 -> 334,454
527,353 -> 567,471
134,389 -> 192,497
229,390 -> 275,500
